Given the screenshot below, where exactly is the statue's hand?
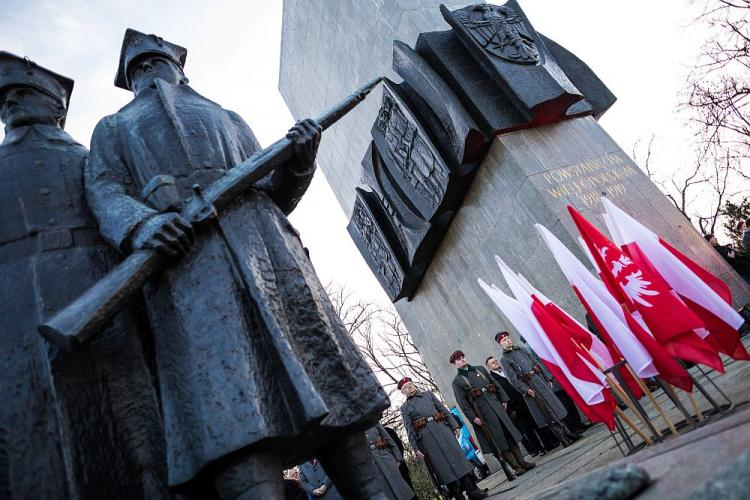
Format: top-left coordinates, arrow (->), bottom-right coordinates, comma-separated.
286,118 -> 321,174
132,213 -> 194,257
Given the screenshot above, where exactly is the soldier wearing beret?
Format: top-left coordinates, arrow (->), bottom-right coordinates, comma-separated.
450,350 -> 535,477
496,332 -> 578,447
0,52 -> 167,498
84,29 -> 389,498
398,377 -> 487,499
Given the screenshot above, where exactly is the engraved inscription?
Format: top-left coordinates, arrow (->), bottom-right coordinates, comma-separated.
542,152 -> 638,207
455,4 -> 539,64
351,198 -> 404,299
375,91 -> 449,209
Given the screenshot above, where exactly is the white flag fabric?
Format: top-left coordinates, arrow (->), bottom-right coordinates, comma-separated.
601,198 -> 744,330
535,224 -> 659,378
481,258 -> 607,405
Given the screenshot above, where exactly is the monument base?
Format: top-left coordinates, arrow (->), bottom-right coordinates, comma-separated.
396,116 -> 750,395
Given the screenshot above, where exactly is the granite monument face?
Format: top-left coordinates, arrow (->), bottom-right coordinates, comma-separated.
279,0 -> 750,402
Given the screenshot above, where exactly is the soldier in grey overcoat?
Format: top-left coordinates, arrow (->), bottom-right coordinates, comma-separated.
398,377 -> 486,499
496,332 -> 574,446
364,424 -> 415,500
84,29 -> 389,499
450,350 -> 535,476
0,52 -> 168,499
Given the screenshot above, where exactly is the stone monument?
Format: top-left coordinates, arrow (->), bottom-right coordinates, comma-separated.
279,1 -> 750,398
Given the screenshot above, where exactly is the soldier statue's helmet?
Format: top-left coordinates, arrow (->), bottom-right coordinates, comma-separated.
449,350 -> 465,364
397,377 -> 412,390
0,51 -> 74,125
114,28 -> 187,91
495,331 -> 510,344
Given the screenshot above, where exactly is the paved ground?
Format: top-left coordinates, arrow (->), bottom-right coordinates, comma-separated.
478,336 -> 750,499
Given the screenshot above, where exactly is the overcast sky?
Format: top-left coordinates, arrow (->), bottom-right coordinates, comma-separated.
0,0 -> 710,309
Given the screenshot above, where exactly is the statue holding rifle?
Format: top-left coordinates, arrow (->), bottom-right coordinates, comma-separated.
81,29 -> 389,499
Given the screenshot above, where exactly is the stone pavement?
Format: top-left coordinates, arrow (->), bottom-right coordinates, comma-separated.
478,336 -> 750,499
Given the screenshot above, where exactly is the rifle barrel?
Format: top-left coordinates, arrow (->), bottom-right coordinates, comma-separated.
38,77 -> 382,348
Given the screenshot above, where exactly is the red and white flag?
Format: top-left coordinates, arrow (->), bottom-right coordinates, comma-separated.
602,198 -> 749,361
536,224 -> 693,391
478,258 -> 617,429
569,205 -> 724,372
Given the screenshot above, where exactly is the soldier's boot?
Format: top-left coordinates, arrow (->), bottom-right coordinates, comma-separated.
319,430 -> 388,499
500,450 -> 527,476
551,423 -> 573,447
510,443 -> 536,470
213,451 -> 283,500
461,473 -> 488,499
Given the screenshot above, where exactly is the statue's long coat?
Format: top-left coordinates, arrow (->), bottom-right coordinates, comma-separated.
85,81 -> 389,486
364,424 -> 414,500
452,365 -> 522,453
500,347 -> 567,427
0,125 -> 168,499
400,391 -> 472,485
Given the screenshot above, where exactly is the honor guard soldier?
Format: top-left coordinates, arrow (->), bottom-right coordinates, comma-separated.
398,377 -> 487,499
450,350 -> 535,477
364,424 -> 415,500
496,332 -> 579,447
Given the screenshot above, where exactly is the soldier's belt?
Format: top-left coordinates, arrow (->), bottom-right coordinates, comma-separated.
413,412 -> 448,430
467,384 -> 496,399
521,369 -> 540,382
368,438 -> 389,450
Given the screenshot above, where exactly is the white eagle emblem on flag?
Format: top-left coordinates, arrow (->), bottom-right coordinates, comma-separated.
622,270 -> 659,307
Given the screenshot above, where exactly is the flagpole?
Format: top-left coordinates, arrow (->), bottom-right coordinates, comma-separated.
686,392 -> 705,422
570,340 -> 655,445
622,364 -> 679,436
657,380 -> 697,430
613,408 -> 654,446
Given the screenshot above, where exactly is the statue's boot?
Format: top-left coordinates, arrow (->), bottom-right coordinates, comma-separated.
213,451 -> 283,500
510,443 -> 536,470
319,430 -> 388,499
501,450 -> 526,476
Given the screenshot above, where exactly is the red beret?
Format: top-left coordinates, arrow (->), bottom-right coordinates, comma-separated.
449,350 -> 465,363
397,377 -> 412,390
495,331 -> 510,344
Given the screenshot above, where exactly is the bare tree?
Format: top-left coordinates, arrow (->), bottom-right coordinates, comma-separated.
633,1 -> 750,236
327,284 -> 443,432
684,0 -> 750,161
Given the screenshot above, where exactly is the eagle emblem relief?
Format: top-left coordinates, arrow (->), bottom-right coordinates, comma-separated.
455,4 -> 539,65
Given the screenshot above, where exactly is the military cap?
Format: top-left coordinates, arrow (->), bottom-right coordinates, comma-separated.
397,377 -> 412,390
0,51 -> 73,110
495,331 -> 510,344
114,28 -> 187,90
449,350 -> 465,364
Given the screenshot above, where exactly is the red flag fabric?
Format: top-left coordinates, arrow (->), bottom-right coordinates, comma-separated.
544,300 -> 645,399
602,198 -> 745,361
568,206 -> 724,372
530,296 -> 617,429
660,239 -> 748,360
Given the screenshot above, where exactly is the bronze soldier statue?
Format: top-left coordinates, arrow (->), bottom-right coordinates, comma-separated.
84,29 -> 389,499
0,52 -> 168,499
450,350 -> 535,478
398,377 -> 487,499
